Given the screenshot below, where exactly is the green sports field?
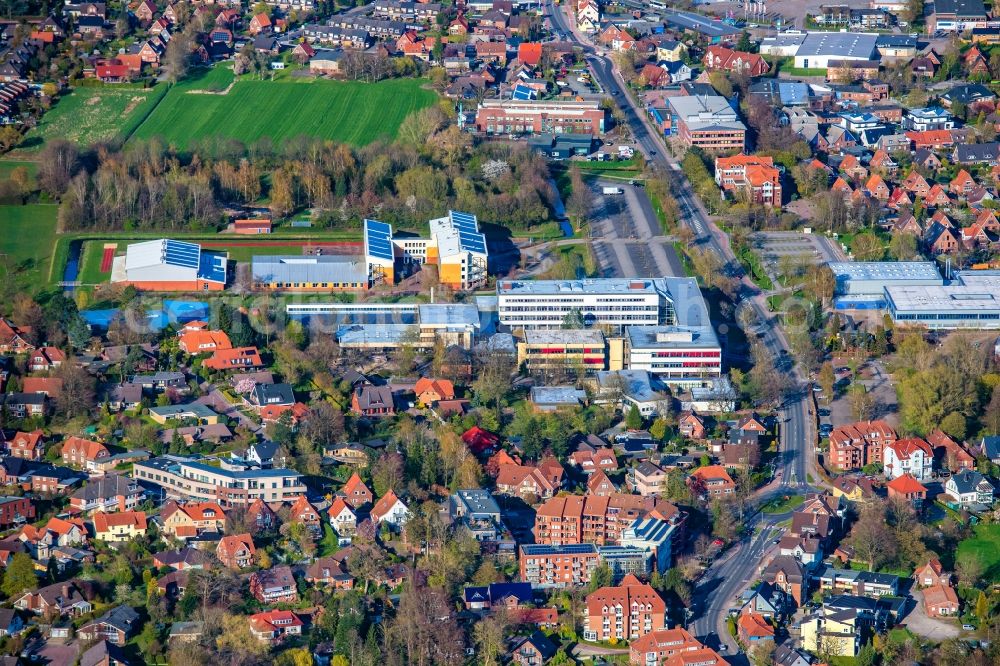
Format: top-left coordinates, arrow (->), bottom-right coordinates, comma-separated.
130,73 -> 437,148
0,204 -> 59,293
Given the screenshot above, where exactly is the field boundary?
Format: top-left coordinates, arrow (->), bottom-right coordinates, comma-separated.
116,83 -> 170,146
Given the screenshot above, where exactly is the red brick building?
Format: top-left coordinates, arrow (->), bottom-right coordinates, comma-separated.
519,543 -> 599,588
828,420 -> 896,470
584,574 -> 667,642
533,493 -> 676,546
714,154 -> 782,207
475,99 -> 606,136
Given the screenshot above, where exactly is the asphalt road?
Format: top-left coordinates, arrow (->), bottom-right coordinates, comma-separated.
547,0 -> 819,652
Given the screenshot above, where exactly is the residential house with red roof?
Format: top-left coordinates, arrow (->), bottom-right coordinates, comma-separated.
884,438 -> 933,481
584,573 -> 666,642
950,169 -> 977,196
923,583 -> 960,617
248,609 -> 303,643
18,517 -> 87,559
926,430 -> 975,472
217,533 -> 256,569
703,46 -> 769,76
249,13 -> 272,35
413,377 -> 455,405
0,319 -> 33,354
8,431 -> 44,461
370,490 -> 409,530
61,437 -> 110,472
886,473 -> 928,507
865,174 -> 890,200
687,465 -> 735,498
28,346 -> 65,372
737,612 -> 774,644
905,129 -> 954,150
518,41 -> 542,66
22,377 -> 62,399
203,346 -> 264,371
628,627 -> 707,665
569,447 -> 618,474
247,498 -> 278,533
462,426 -> 500,455
178,329 -> 232,355
902,170 -> 931,196
496,464 -> 559,500
92,510 -> 147,543
327,497 -> 357,540
598,24 -> 636,52
915,558 -> 952,588
678,412 -> 706,439
161,501 -> 226,539
288,495 -> 323,538
587,469 -> 618,496
340,472 -> 373,508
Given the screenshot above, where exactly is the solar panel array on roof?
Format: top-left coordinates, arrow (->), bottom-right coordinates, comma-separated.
449,211 -> 487,255
364,219 -> 394,261
163,240 -> 201,269
512,84 -> 536,100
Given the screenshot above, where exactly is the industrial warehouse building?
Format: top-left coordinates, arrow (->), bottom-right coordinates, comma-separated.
111,239 -> 227,292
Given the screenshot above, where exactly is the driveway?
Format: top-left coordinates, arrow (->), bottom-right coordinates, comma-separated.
902,589 -> 961,640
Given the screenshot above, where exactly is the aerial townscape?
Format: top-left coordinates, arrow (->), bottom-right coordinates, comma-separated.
4,0 -> 1000,664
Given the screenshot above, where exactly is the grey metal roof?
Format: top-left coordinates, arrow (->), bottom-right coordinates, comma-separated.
796,32 -> 878,59
251,255 -> 367,285
934,0 -> 986,15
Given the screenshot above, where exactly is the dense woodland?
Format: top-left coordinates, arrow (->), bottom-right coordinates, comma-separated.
14,105 -> 556,234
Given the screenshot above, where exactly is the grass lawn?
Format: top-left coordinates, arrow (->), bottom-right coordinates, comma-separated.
0,204 -> 59,293
957,524 -> 1000,584
760,495 -> 804,514
317,523 -> 340,558
131,74 -> 437,148
0,160 -> 37,185
17,85 -> 160,152
78,240 -> 120,285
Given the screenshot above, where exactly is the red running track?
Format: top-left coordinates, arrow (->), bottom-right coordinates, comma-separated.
100,247 -> 115,272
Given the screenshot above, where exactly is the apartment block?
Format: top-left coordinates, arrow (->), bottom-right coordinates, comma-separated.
714,154 -> 783,207
519,543 -> 600,588
133,455 -> 306,507
475,99 -> 606,136
584,574 -> 667,642
828,420 -> 897,470
533,493 -> 674,547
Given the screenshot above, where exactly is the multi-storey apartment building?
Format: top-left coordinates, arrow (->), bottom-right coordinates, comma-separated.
584,574 -> 667,642
519,544 -> 599,588
714,154 -> 783,207
533,493 -> 674,547
133,455 -> 306,507
828,420 -> 897,470
475,99 -> 606,136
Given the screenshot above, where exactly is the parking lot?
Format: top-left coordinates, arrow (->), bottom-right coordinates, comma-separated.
751,231 -> 846,284
819,359 -> 899,435
588,179 -> 684,278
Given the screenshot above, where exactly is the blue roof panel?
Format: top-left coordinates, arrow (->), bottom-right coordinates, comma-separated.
365,219 -> 395,261
197,251 -> 227,284
164,240 -> 201,269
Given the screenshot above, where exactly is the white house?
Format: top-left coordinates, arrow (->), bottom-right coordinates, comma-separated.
945,470 -> 994,508
578,0 -> 600,29
327,497 -> 357,543
370,490 -> 410,530
883,438 -> 933,481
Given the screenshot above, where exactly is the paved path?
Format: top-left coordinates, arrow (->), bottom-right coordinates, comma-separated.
903,589 -> 961,641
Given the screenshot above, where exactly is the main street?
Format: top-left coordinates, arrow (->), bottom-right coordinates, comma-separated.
547,0 -> 820,654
